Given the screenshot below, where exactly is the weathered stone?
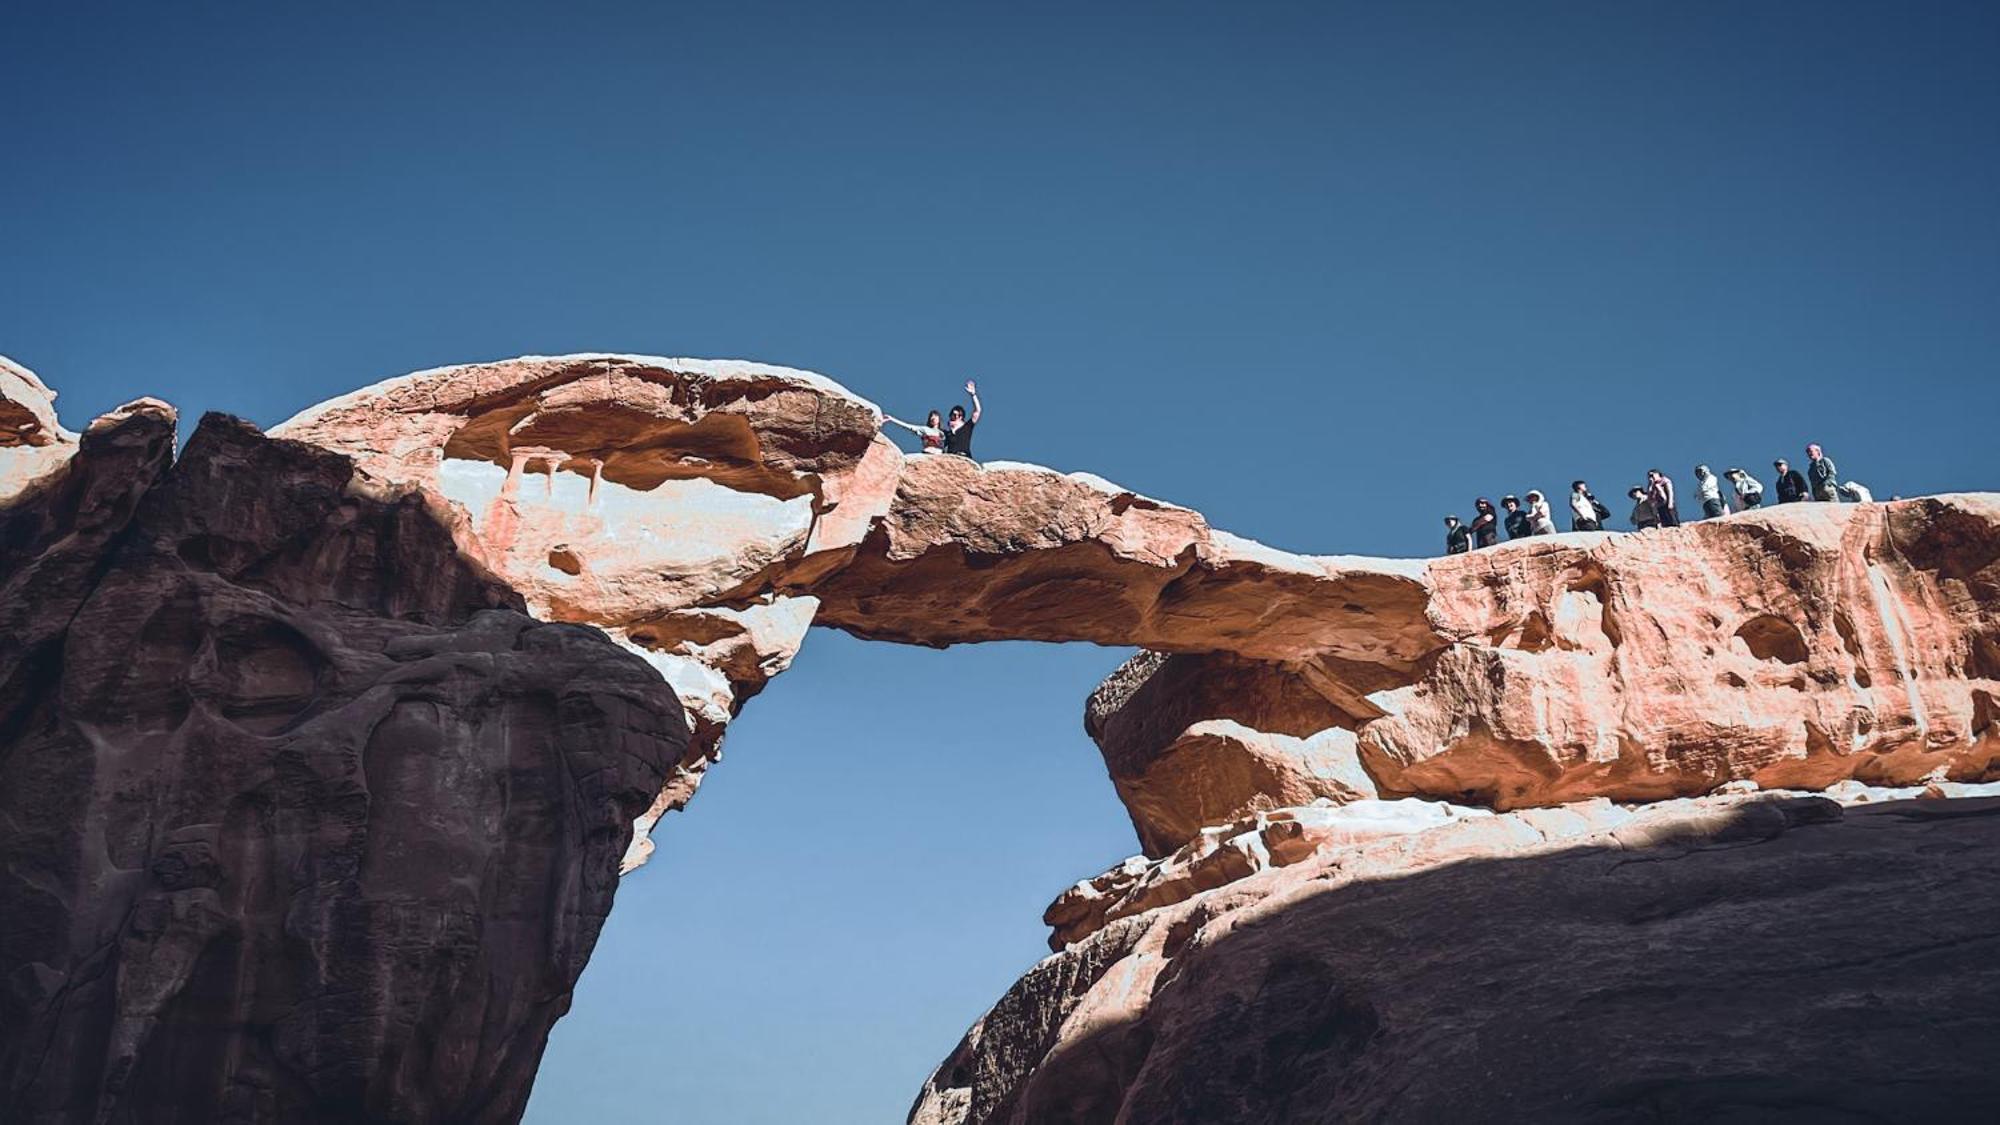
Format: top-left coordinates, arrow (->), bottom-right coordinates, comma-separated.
916,795 -> 2000,1124
0,409 -> 686,1123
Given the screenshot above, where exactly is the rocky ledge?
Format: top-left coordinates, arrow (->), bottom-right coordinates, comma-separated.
3,353 -> 1996,1123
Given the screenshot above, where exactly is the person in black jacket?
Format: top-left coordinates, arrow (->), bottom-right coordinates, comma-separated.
942,380 -> 982,457
1502,495 -> 1531,540
1469,497 -> 1499,548
1444,515 -> 1471,554
1773,458 -> 1809,503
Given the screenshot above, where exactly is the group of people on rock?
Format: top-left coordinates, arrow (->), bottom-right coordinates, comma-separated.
880,380 -> 983,458
1444,443 -> 1873,554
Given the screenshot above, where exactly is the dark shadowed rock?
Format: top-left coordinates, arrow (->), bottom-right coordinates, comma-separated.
0,413 -> 687,1124
912,796 -> 2000,1124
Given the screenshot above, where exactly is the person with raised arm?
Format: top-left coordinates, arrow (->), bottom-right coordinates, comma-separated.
943,380 -> 982,458
881,408 -> 945,453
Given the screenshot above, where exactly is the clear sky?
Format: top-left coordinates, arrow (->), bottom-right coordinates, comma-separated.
5,2 -> 1998,1121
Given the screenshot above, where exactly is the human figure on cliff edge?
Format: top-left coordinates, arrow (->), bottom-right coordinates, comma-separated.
1444,514 -> 1470,554
1501,495 -> 1531,540
1646,468 -> 1680,527
1807,442 -> 1841,502
1570,480 -> 1609,531
1694,464 -> 1729,519
1469,497 -> 1499,548
881,408 -> 945,453
1725,467 -> 1765,509
1773,458 -> 1809,503
1629,486 -> 1659,530
1525,490 -> 1558,535
943,380 -> 982,457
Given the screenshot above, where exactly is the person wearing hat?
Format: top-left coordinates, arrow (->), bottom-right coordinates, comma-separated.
1501,495 -> 1532,540
1724,467 -> 1765,509
1629,486 -> 1660,530
1444,514 -> 1471,554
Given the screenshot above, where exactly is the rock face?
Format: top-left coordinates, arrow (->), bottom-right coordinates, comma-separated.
913,792 -> 2000,1125
0,402 -> 685,1122
5,351 -> 1998,1124
1089,497 -> 2000,857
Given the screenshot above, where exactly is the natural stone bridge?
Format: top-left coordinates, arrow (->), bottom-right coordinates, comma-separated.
4,353 -> 1997,1123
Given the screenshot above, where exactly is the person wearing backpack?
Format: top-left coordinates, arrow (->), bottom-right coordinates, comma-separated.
1724,467 -> 1764,509
1570,480 -> 1608,531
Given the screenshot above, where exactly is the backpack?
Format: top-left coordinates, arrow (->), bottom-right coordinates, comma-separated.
1591,497 -> 1611,521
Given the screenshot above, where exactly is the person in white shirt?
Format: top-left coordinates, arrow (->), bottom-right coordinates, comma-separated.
1525,490 -> 1558,535
1569,480 -> 1606,531
1693,464 -> 1729,519
1723,467 -> 1764,509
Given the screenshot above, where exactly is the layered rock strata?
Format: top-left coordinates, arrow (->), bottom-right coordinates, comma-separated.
0,397 -> 685,1122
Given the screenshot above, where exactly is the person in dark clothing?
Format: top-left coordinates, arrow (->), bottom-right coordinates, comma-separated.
1646,469 -> 1680,527
1629,486 -> 1659,530
1444,515 -> 1471,554
942,380 -> 982,457
1806,443 -> 1840,501
1469,497 -> 1499,548
1502,495 -> 1531,540
1773,458 -> 1809,503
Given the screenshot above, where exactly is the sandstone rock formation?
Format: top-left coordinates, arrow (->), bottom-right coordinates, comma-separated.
1090,496 -> 2000,856
0,392 -> 685,1122
6,350 -> 1997,1124
913,790 -> 2000,1124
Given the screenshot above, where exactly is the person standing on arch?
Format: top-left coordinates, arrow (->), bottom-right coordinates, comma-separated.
1807,442 -> 1841,502
943,380 -> 983,458
1646,469 -> 1680,528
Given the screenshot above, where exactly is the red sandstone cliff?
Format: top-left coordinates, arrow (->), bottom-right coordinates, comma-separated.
4,352 -> 1997,1123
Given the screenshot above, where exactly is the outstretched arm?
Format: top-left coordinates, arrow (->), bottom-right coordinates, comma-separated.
881,415 -> 923,436
965,380 -> 982,423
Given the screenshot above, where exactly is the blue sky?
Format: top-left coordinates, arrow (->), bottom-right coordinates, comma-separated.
5,2 -> 1997,1121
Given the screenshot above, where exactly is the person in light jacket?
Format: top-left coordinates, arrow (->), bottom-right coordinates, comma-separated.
1693,464 -> 1729,519
1807,443 -> 1841,502
1724,467 -> 1764,509
1525,490 -> 1558,535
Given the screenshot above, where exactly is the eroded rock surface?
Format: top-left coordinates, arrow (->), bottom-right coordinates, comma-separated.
0,405 -> 685,1123
915,792 -> 2000,1125
7,351 -> 1998,1124
1090,496 -> 2000,855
